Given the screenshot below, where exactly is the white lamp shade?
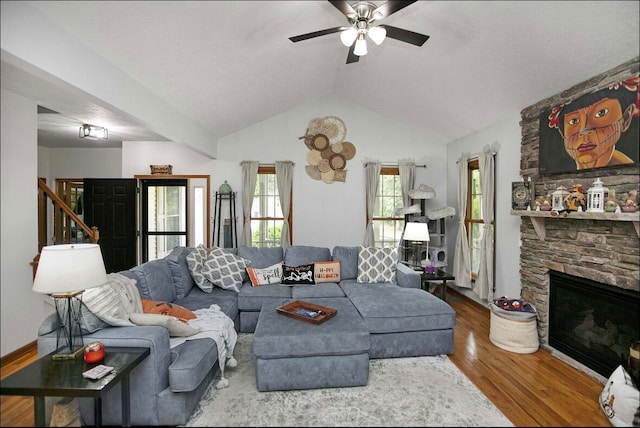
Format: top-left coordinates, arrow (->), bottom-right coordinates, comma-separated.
340,27 -> 358,47
32,244 -> 108,294
354,36 -> 368,56
367,26 -> 386,45
403,222 -> 430,242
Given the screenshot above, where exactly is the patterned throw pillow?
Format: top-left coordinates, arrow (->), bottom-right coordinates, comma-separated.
186,244 -> 215,293
280,264 -> 316,285
246,262 -> 283,286
313,260 -> 341,283
202,247 -> 251,292
356,246 -> 398,283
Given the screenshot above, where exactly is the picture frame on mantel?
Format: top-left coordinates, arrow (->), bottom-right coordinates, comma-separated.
511,181 -> 531,210
538,75 -> 639,175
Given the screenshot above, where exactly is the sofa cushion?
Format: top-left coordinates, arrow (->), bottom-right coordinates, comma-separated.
246,262 -> 283,286
175,287 -> 238,322
202,247 -> 251,292
346,285 -> 456,334
237,246 -> 283,269
291,283 -> 346,299
314,260 -> 341,283
357,246 -> 398,283
284,245 -> 331,266
165,246 -> 195,299
128,259 -> 177,302
186,245 -> 215,293
281,264 -> 315,285
332,246 -> 359,280
237,282 -> 291,311
168,339 -> 218,392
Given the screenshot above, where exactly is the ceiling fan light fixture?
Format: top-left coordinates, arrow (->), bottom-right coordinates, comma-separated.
354,35 -> 368,56
367,26 -> 386,45
79,124 -> 108,140
340,27 -> 358,47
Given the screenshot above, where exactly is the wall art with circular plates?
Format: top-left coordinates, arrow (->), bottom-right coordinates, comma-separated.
300,116 -> 356,184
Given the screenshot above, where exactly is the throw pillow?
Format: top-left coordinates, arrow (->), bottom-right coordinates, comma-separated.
281,264 -> 316,285
129,312 -> 201,337
141,299 -> 196,320
313,260 -> 341,283
246,262 -> 283,286
202,247 -> 251,292
599,365 -> 640,427
186,244 -> 215,293
357,246 -> 398,283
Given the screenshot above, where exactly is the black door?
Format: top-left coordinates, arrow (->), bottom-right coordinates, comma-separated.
83,179 -> 137,273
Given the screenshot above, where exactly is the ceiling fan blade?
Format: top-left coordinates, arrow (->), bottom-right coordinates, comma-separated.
329,0 -> 357,18
379,24 -> 430,46
346,44 -> 359,64
289,26 -> 347,43
372,1 -> 418,20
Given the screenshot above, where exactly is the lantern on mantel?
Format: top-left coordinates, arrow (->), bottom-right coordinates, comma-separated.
587,178 -> 609,213
551,186 -> 569,211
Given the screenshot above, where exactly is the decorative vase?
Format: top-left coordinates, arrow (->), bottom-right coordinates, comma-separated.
218,180 -> 232,194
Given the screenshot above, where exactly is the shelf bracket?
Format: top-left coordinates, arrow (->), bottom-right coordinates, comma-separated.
529,217 -> 546,241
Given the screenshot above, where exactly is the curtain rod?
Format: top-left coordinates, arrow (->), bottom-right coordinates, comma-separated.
368,163 -> 427,168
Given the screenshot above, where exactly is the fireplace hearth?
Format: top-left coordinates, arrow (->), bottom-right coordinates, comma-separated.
549,270 -> 640,378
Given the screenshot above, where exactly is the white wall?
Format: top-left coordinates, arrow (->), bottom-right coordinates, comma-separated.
446,115 -> 523,302
1,88 -> 52,357
217,95 -> 451,248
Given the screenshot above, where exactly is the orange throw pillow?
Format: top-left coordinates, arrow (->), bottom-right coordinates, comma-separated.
141,299 -> 196,320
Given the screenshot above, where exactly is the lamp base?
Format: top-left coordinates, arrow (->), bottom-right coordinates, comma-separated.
52,345 -> 86,360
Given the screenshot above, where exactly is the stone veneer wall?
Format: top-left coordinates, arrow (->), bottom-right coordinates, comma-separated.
517,56 -> 640,350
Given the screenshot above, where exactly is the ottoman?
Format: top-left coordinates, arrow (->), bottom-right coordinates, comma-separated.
252,297 -> 370,392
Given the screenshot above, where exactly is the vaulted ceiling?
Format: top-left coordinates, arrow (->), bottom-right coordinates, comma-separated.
2,1 -> 639,152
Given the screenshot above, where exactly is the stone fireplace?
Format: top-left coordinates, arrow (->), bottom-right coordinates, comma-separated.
516,57 -> 640,381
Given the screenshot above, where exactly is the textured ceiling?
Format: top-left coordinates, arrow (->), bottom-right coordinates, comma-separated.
6,1 -> 640,149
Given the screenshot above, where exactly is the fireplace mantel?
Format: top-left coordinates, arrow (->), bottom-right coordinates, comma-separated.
510,210 -> 640,241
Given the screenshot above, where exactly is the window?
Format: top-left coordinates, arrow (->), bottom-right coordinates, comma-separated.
141,179 -> 187,261
465,159 -> 495,281
373,167 -> 404,248
250,166 -> 292,247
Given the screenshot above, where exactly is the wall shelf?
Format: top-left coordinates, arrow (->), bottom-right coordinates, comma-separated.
510,209 -> 640,240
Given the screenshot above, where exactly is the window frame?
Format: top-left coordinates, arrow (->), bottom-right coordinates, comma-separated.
249,165 -> 293,247
372,167 -> 405,248
465,159 -> 496,282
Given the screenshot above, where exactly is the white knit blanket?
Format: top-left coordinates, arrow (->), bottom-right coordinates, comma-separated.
169,304 -> 238,389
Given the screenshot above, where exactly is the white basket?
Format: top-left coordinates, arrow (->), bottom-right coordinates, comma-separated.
489,311 -> 539,354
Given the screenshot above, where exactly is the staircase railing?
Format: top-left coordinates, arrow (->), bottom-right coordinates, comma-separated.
32,178 -> 99,278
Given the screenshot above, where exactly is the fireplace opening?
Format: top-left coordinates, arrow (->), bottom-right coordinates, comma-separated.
549,270 -> 640,378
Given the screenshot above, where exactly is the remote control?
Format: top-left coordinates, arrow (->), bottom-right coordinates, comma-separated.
82,364 -> 114,380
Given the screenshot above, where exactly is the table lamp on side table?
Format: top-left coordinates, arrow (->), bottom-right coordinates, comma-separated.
32,244 -> 108,360
402,222 -> 430,271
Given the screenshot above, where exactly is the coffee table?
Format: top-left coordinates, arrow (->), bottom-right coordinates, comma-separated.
0,346 -> 149,427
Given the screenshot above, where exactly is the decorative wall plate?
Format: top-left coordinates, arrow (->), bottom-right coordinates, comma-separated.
302,116 -> 354,184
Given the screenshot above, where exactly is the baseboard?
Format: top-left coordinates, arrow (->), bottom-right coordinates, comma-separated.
0,340 -> 37,370
448,287 -> 489,312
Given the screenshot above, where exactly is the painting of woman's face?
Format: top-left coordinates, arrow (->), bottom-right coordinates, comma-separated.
562,97 -> 625,169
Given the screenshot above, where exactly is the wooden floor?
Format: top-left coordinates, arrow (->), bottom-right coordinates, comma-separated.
0,289 -> 610,427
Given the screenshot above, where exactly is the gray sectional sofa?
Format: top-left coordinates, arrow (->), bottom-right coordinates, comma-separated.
37,244 -> 456,426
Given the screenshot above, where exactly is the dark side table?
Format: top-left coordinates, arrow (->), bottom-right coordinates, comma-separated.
421,269 -> 455,301
0,346 -> 149,427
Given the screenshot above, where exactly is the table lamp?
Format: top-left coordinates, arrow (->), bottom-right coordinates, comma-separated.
402,222 -> 430,271
32,244 -> 108,359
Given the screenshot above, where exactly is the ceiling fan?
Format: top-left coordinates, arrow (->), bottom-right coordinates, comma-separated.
289,0 -> 430,64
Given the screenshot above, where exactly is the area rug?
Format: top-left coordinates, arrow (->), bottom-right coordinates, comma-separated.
183,334 -> 513,427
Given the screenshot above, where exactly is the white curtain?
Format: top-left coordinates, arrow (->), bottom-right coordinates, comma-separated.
453,157 -> 471,288
275,161 -> 294,250
474,150 -> 495,301
363,161 -> 381,246
398,159 -> 416,209
240,161 -> 258,246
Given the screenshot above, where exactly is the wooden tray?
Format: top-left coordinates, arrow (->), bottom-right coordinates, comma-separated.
276,300 -> 337,325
